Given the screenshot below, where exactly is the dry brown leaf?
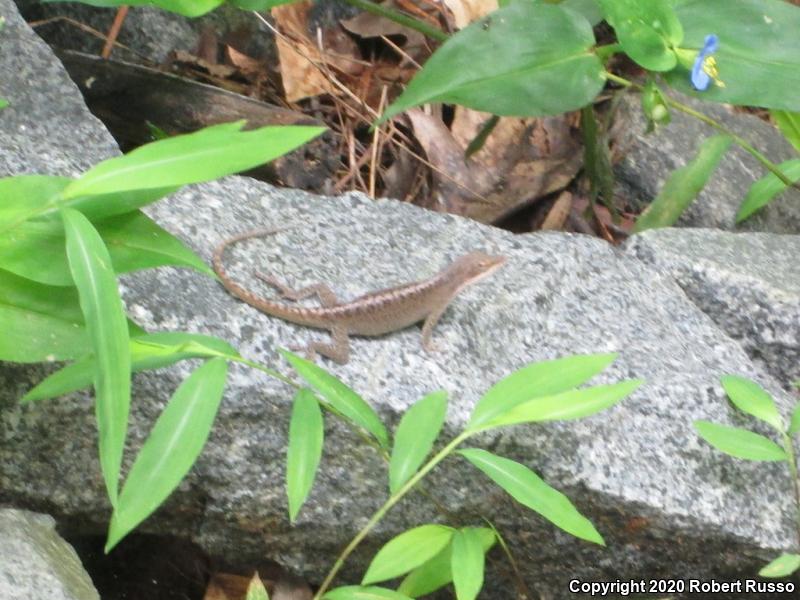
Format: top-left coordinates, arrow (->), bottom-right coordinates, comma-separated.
540,191 -> 573,230
226,45 -> 264,78
340,3 -> 426,58
442,0 -> 498,28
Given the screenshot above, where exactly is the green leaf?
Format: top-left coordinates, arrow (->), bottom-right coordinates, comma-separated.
0,98 -> 7,110
63,122 -> 325,198
246,573 -> 270,600
668,0 -> 800,111
481,379 -> 643,429
106,358 -> 229,551
633,134 -> 732,232
389,391 -> 448,494
467,353 -> 618,432
398,528 -> 495,597
771,110 -> 800,154
323,587 -> 412,600
450,528 -> 485,600
231,0 -> 295,9
22,332 -> 238,402
47,0 -> 225,17
720,375 -> 783,432
736,159 -> 800,222
0,175 -> 71,229
287,388 -> 324,522
597,0 -> 682,71
789,403 -> 800,436
281,350 -> 388,448
0,210 -> 212,286
379,3 -> 604,123
362,525 -> 454,585
63,208 -> 131,506
458,448 -> 604,545
759,553 -> 800,578
694,420 -> 787,462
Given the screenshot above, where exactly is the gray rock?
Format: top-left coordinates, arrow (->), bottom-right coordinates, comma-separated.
0,509 -> 99,600
626,228 -> 800,387
615,90 -> 800,234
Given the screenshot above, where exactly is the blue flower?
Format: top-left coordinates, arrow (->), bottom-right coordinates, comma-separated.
691,34 -> 724,91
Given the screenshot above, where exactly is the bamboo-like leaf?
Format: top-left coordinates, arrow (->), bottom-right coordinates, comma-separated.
736,159 -> 800,222
790,403 -> 800,436
106,357 -> 229,551
323,587 -> 412,600
771,110 -> 800,153
467,353 -> 618,432
481,380 -> 643,430
361,525 -> 454,585
759,553 -> 800,578
281,350 -> 388,448
633,135 -> 732,232
450,528 -> 485,600
63,208 -> 131,506
63,122 -> 325,198
0,175 -> 70,229
389,391 -> 448,494
458,448 -> 604,545
48,0 -> 225,17
398,528 -> 495,597
720,375 -> 783,432
694,420 -> 787,462
287,388 -> 324,522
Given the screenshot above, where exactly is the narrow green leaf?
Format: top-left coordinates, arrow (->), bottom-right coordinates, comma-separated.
771,110 -> 800,154
633,135 -> 732,232
246,572 -> 270,600
736,159 -> 800,222
22,332 -> 238,402
467,353 -> 618,432
759,553 -> 800,578
789,403 -> 800,436
362,525 -> 454,585
63,208 -> 131,506
398,528 -> 495,597
63,122 -> 325,198
720,375 -> 784,432
47,0 -> 225,17
481,379 -> 642,429
287,388 -> 324,522
458,448 -> 604,545
451,528 -> 485,600
281,350 -> 388,448
694,420 -> 787,462
379,3 -> 604,123
0,175 -> 71,228
0,98 -> 7,110
389,391 -> 448,494
106,358 -> 229,551
323,586 -> 412,600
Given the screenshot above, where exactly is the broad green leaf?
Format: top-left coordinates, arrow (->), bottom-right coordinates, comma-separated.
759,553 -> 800,578
668,0 -> 800,111
0,175 -> 71,228
458,448 -> 604,545
398,528 -> 495,597
379,3 -> 604,123
481,379 -> 642,429
287,388 -> 324,522
48,0 -> 225,17
64,187 -> 180,222
771,111 -> 800,154
467,353 -> 617,431
22,332 -> 238,402
633,135 -> 732,232
450,528 -> 485,600
789,403 -> 800,436
281,350 -> 388,448
63,122 -> 325,198
362,525 -> 454,585
389,391 -> 448,494
0,98 -> 7,109
324,587 -> 412,600
736,159 -> 800,222
63,208 -> 131,506
694,420 -> 787,462
720,375 -> 783,432
0,210 -> 212,285
597,0 -> 682,71
106,358 -> 229,551
246,573 -> 270,600
561,0 -> 603,26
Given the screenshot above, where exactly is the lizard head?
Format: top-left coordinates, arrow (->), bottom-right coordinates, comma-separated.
447,251 -> 507,289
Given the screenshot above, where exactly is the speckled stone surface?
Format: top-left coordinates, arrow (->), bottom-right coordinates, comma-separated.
615,91 -> 800,234
626,228 -> 800,387
1,2 -> 799,597
0,509 -> 99,600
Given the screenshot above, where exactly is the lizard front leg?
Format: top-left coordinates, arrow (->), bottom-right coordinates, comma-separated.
421,304 -> 448,353
254,272 -> 339,307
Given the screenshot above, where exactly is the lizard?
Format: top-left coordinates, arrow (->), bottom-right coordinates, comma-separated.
212,228 -> 506,364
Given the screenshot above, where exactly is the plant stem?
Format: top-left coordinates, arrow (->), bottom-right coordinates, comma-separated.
781,433 -> 800,550
313,430 -> 472,598
338,0 -> 448,42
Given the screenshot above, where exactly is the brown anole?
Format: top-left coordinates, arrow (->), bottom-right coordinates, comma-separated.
212,229 -> 506,364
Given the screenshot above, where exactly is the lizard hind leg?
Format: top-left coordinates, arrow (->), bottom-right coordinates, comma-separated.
254,271 -> 339,307
291,325 -> 350,364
